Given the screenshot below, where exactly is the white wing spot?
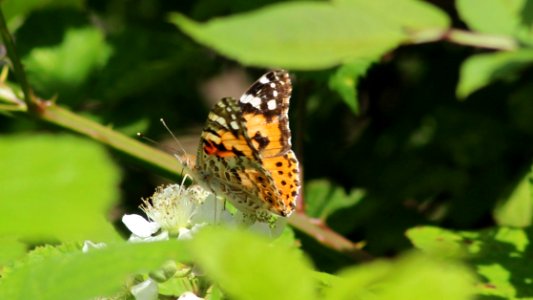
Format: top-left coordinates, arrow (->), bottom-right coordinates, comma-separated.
230,121 -> 239,130
259,75 -> 269,84
250,97 -> 261,109
267,99 -> 277,110
231,114 -> 237,120
270,83 -> 276,88
240,94 -> 252,103
216,117 -> 227,126
272,90 -> 278,97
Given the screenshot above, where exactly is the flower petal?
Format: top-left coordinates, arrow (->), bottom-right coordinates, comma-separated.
131,279 -> 158,300
122,214 -> 160,237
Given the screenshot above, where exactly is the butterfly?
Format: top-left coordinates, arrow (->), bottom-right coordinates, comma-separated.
186,70 -> 300,220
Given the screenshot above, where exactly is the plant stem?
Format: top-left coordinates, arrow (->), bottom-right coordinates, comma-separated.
290,212 -> 372,261
37,101 -> 184,180
0,7 -> 33,107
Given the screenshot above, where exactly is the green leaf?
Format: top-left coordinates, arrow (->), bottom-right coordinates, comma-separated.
328,60 -> 373,114
494,168 -> 533,227
456,49 -> 533,98
1,0 -> 83,31
0,240 -> 189,300
325,252 -> 475,300
305,179 -> 364,220
407,226 -> 533,298
170,0 -> 449,70
457,0 -> 526,36
189,227 -> 316,300
23,26 -> 112,101
0,134 -> 121,242
0,237 -> 26,266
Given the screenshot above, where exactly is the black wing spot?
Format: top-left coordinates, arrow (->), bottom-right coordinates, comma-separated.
252,131 -> 270,150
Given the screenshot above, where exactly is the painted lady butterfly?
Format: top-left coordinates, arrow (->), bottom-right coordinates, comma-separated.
187,70 -> 300,219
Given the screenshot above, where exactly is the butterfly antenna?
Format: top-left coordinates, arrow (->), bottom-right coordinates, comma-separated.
160,118 -> 188,156
136,132 -> 160,146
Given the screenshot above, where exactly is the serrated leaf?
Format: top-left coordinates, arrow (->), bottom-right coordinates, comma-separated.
457,50 -> 533,98
189,228 -> 315,300
457,0 -> 526,36
325,252 -> 475,300
407,226 -> 533,298
0,134 -> 121,242
328,60 -> 373,114
0,240 -> 188,300
23,26 -> 112,101
494,169 -> 533,227
170,0 -> 449,70
305,179 -> 364,220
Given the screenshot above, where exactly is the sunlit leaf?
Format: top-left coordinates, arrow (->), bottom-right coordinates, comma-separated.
170,0 -> 449,69
457,49 -> 533,98
328,60 -> 374,114
407,226 -> 533,298
325,252 -> 475,300
0,134 -> 121,242
189,228 -> 316,300
494,168 -> 533,227
457,0 -> 526,36
0,240 -> 188,300
305,179 -> 364,220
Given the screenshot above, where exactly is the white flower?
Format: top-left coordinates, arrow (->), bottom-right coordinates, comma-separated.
122,176 -> 289,242
178,291 -> 204,300
131,279 -> 158,300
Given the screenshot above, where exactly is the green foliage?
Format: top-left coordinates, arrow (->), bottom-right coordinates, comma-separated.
0,134 -> 121,242
0,240 -> 188,299
170,0 -> 448,69
407,226 -> 533,298
24,26 -> 112,101
190,228 -> 315,300
304,179 -> 364,220
1,0 -> 533,299
326,252 -> 475,300
457,50 -> 533,98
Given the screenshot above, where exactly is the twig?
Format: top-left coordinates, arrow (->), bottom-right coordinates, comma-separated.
0,7 -> 33,107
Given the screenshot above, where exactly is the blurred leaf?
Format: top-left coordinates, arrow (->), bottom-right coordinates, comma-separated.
23,26 -> 112,102
333,0 -> 450,29
0,237 -> 26,266
494,168 -> 533,227
328,60 -> 373,114
0,240 -> 188,300
457,49 -> 533,98
456,0 -> 526,36
170,0 -> 449,70
0,134 -> 121,242
189,227 -> 316,300
1,0 -> 83,31
325,252 -> 475,300
407,226 -> 533,298
305,179 -> 364,220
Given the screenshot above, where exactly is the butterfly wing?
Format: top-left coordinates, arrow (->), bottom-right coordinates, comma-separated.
194,70 -> 300,217
238,70 -> 301,216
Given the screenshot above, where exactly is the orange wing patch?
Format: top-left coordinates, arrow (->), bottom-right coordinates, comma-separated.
262,150 -> 300,215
